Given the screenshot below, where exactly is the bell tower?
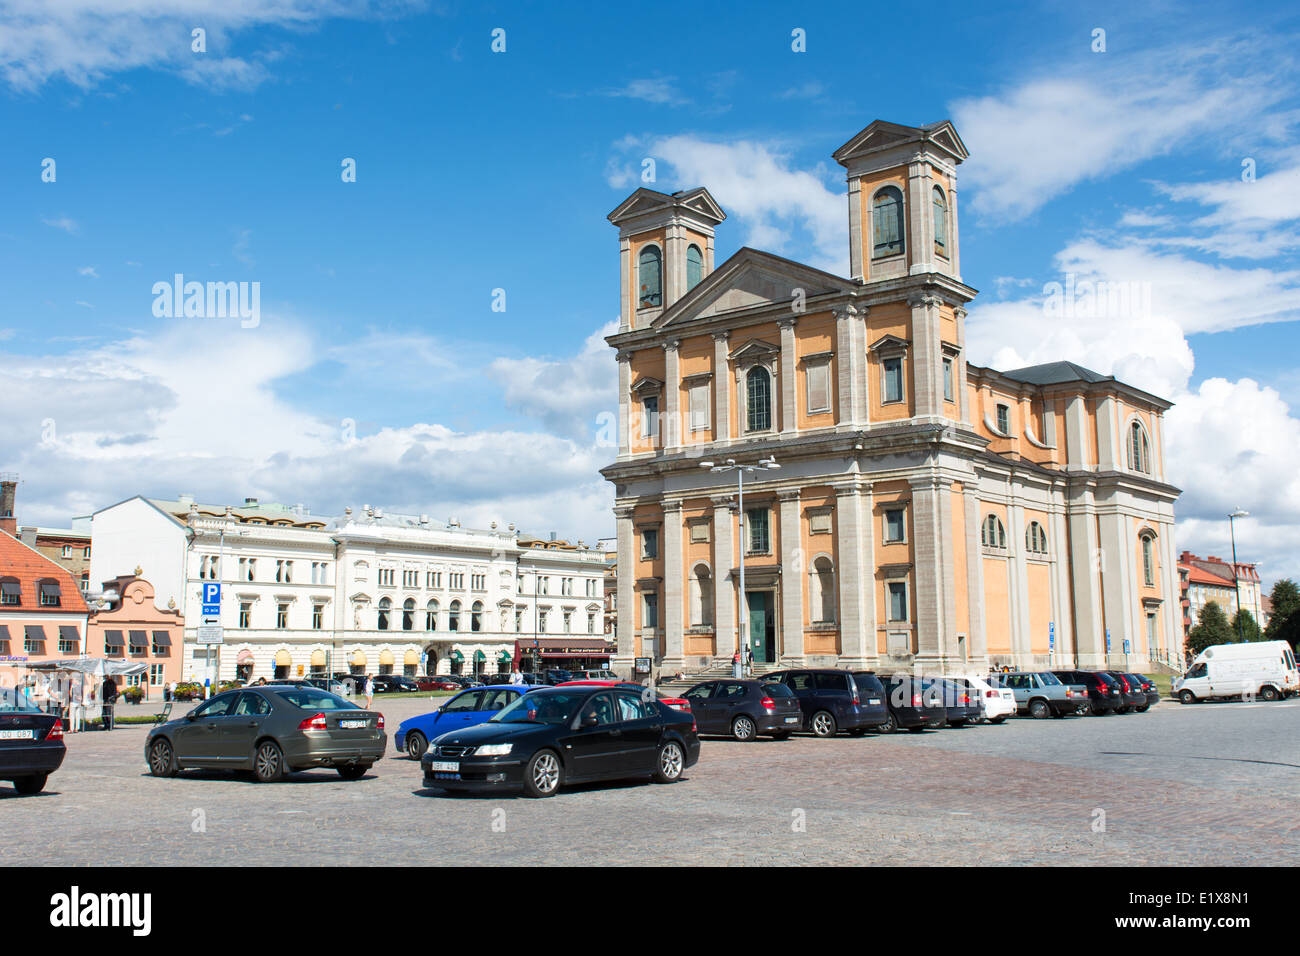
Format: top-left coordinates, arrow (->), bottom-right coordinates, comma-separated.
607,187 -> 726,331
832,120 -> 968,284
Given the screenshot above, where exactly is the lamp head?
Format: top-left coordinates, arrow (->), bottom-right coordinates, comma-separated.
1230,509 -> 1249,519
699,461 -> 714,470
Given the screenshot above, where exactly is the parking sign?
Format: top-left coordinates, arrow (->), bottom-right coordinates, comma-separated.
201,582 -> 221,616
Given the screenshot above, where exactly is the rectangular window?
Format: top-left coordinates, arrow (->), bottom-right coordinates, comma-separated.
246,559 -> 256,581
888,581 -> 908,622
151,631 -> 170,656
276,604 -> 288,629
379,568 -> 394,587
643,593 -> 659,629
150,664 -> 165,687
83,547 -> 91,559
239,602 -> 251,628
806,362 -> 831,414
943,358 -> 954,403
284,561 -> 292,584
747,508 -> 770,554
563,611 -> 572,633
641,529 -> 658,560
688,382 -> 710,431
689,521 -> 710,544
641,396 -> 659,439
39,582 -> 61,606
996,404 -> 1010,434
312,605 -> 323,630
884,508 -> 906,543
62,545 -> 71,558
403,569 -> 418,588
882,357 -> 903,403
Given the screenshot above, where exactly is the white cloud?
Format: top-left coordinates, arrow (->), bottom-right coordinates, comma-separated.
601,78 -> 683,105
42,215 -> 78,233
77,265 -> 98,278
490,321 -> 618,441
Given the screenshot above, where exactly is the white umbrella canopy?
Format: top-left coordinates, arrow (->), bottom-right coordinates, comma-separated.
24,658 -> 147,676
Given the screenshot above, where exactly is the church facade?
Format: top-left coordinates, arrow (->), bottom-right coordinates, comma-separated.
601,119 -> 1182,676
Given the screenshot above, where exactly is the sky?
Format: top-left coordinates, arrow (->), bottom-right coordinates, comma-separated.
1,0 -> 1298,585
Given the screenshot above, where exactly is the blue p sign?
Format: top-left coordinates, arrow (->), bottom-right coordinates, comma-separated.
203,583 -> 221,604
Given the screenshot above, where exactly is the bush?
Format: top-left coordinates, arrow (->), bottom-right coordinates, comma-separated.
122,685 -> 144,704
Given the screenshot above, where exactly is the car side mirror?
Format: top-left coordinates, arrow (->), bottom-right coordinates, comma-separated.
580,713 -> 599,728
185,711 -> 198,721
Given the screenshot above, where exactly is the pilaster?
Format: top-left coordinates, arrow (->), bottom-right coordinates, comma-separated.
777,489 -> 804,662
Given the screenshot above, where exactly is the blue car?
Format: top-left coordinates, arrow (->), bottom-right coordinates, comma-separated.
396,685 -> 546,759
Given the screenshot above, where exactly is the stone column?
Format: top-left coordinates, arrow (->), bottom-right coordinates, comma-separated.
713,331 -> 731,443
833,304 -> 860,427
1096,396 -> 1119,470
711,494 -> 737,663
1067,486 -> 1105,667
947,179 -> 961,281
663,339 -> 681,450
614,505 -> 636,674
619,238 -> 632,331
835,483 -> 873,666
847,178 -> 863,281
1098,510 -> 1134,667
778,489 -> 804,663
909,475 -> 948,670
617,350 -> 632,457
664,225 -> 682,310
778,317 -> 798,434
1007,494 -> 1031,665
661,500 -> 685,670
908,293 -> 943,421
953,307 -> 970,426
963,483 -> 986,667
907,152 -> 932,276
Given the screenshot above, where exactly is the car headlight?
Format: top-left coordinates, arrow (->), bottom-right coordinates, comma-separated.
474,743 -> 513,757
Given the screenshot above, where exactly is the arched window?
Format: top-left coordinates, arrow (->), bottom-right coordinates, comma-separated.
686,244 -> 704,290
872,186 -> 905,258
811,556 -> 836,624
1026,521 -> 1048,554
746,366 -> 772,432
471,601 -> 483,632
638,244 -> 662,308
377,597 -> 391,631
448,600 -> 461,632
981,514 -> 1006,549
690,565 -> 713,627
426,599 -> 438,630
932,186 -> 948,255
402,598 -> 415,631
1141,534 -> 1156,586
1128,421 -> 1151,474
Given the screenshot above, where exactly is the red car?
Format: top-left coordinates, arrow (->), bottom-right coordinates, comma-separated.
421,678 -> 463,692
556,680 -> 692,714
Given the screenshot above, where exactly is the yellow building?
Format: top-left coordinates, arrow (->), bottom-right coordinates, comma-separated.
601,119 -> 1181,675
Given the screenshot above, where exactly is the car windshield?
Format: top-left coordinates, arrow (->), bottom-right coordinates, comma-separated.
1037,672 -> 1062,685
491,691 -> 585,724
271,688 -> 356,710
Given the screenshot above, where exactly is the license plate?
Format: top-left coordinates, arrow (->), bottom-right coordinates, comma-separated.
868,698 -> 881,705
784,717 -> 799,724
0,729 -> 34,740
339,719 -> 367,729
429,760 -> 459,772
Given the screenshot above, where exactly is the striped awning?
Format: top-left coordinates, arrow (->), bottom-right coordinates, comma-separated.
151,630 -> 172,647
128,630 -> 148,653
24,624 -> 46,646
104,629 -> 124,649
59,626 -> 79,648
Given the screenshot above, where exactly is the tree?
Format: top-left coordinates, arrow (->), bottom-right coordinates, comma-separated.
1186,600 -> 1233,656
1230,608 -> 1261,642
1264,579 -> 1300,649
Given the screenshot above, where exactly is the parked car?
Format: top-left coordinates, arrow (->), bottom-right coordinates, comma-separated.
371,675 -> 420,694
1051,669 -> 1123,716
0,687 -> 66,795
556,680 -> 693,715
762,669 -> 890,737
423,678 -> 464,692
679,680 -> 802,740
395,684 -> 546,759
420,686 -> 699,797
874,674 -> 947,732
1174,640 -> 1299,703
304,677 -> 352,696
929,677 -> 983,727
572,669 -> 618,681
1101,672 -> 1149,713
145,685 -> 386,782
989,671 -> 1088,718
541,669 -> 574,685
947,673 -> 1015,723
1134,674 -> 1162,709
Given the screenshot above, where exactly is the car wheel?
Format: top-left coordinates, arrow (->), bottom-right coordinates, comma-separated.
523,749 -> 562,798
1179,689 -> 1196,704
731,715 -> 757,742
810,710 -> 837,738
1261,685 -> 1280,702
148,738 -> 178,778
1028,699 -> 1050,719
1089,703 -> 1108,716
253,740 -> 285,783
336,764 -> 369,780
876,712 -> 898,733
654,740 -> 685,784
12,774 -> 47,795
406,731 -> 428,760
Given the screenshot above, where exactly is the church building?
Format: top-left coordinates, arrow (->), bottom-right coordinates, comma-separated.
601,119 -> 1182,675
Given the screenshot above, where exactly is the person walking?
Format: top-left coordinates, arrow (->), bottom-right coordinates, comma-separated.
509,668 -> 523,685
101,676 -> 119,731
731,648 -> 742,680
364,675 -> 375,709
744,644 -> 753,678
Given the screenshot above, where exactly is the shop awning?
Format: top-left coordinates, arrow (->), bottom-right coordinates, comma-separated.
104,629 -> 124,649
24,625 -> 45,649
274,649 -> 293,666
310,649 -> 327,667
59,626 -> 80,648
527,638 -> 614,659
404,648 -> 420,665
497,650 -> 512,663
151,630 -> 172,647
351,649 -> 367,666
236,648 -> 255,663
448,650 -> 464,662
128,630 -> 148,652
473,650 -> 486,662
379,648 -> 395,666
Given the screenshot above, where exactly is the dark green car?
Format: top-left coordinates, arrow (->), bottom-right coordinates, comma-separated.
145,685 -> 386,783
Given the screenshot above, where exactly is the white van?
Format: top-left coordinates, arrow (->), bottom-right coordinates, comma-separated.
1173,640 -> 1299,703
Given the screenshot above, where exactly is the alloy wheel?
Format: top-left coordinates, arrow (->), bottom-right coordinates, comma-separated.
659,742 -> 684,779
532,752 -> 559,794
733,716 -> 755,741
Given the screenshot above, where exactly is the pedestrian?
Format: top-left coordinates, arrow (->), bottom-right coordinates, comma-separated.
744,644 -> 753,677
731,648 -> 741,679
364,675 -> 375,709
510,668 -> 523,685
101,676 -> 119,731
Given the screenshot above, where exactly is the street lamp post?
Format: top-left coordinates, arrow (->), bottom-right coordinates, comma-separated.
700,457 -> 780,678
1229,508 -> 1249,642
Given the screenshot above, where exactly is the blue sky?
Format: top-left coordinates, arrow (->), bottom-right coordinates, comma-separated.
2,0 -> 1299,584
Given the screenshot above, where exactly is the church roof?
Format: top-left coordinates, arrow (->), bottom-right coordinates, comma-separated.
998,361 -> 1112,386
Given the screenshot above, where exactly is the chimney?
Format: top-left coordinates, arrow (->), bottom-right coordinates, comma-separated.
0,473 -> 15,536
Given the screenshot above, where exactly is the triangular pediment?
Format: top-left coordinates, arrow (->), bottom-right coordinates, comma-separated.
654,247 -> 852,329
608,186 -> 726,226
630,376 -> 664,395
729,338 -> 780,362
833,119 -> 968,166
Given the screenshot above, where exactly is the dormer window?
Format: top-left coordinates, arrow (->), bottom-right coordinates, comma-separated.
0,578 -> 20,606
686,244 -> 703,290
38,580 -> 62,607
638,244 -> 662,308
872,186 -> 905,258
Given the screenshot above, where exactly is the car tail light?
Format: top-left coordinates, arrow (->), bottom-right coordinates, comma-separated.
298,713 -> 327,731
912,693 -> 923,707
959,693 -> 969,705
760,697 -> 775,709
376,714 -> 385,731
45,722 -> 64,742
986,689 -> 997,698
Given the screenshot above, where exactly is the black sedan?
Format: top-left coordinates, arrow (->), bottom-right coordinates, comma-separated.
0,691 -> 65,795
372,675 -> 420,694
146,685 -> 386,782
680,679 -> 802,740
875,674 -> 947,732
420,686 -> 700,797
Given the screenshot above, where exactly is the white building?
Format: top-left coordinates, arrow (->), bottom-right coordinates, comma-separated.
88,495 -> 612,683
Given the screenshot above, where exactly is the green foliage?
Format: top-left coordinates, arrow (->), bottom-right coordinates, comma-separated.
122,685 -> 144,704
1187,600 -> 1234,656
1231,608 -> 1262,642
1264,579 -> 1300,649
